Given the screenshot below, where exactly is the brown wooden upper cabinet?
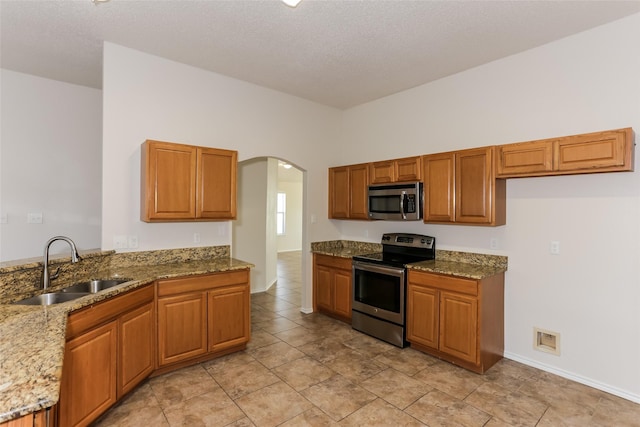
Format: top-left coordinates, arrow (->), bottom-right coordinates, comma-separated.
423,147 -> 506,226
141,140 -> 237,222
329,163 -> 369,219
497,127 -> 634,178
369,156 -> 422,184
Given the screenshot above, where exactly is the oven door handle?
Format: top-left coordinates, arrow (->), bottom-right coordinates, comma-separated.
353,261 -> 405,277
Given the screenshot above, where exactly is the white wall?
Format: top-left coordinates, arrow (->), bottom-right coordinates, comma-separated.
102,42 -> 343,310
234,158 -> 278,292
0,70 -> 102,261
277,178 -> 303,252
341,14 -> 640,402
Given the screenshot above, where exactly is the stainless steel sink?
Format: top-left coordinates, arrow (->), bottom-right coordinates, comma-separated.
13,292 -> 89,306
60,278 -> 132,294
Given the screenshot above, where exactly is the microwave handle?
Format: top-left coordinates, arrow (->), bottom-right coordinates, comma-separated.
400,191 -> 407,220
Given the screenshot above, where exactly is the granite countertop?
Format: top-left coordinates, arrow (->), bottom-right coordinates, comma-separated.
0,256 -> 253,423
311,240 -> 508,280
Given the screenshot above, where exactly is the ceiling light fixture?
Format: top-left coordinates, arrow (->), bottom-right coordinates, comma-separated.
282,0 -> 302,8
92,0 -> 110,4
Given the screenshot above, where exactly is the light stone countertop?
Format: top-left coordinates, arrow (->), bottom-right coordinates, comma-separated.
0,256 -> 253,423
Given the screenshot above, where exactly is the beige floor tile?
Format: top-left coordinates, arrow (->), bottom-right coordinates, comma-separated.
342,333 -> 396,358
94,404 -> 169,426
245,329 -> 281,350
464,382 -> 547,427
253,316 -> 300,333
359,368 -> 432,410
209,359 -> 280,399
373,346 -> 437,376
163,389 -> 246,427
256,298 -> 298,313
321,348 -> 387,383
273,356 -> 335,391
340,398 -> 426,426
590,394 -> 640,427
203,350 -> 256,375
251,308 -> 282,323
519,370 -> 604,410
274,325 -> 325,347
413,359 -> 486,399
235,381 -> 313,427
301,374 -> 377,421
225,418 -> 256,426
405,389 -> 491,427
149,364 -> 220,409
297,337 -> 352,363
248,340 -> 306,369
278,407 -> 339,426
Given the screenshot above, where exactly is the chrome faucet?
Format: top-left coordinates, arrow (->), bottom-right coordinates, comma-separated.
41,236 -> 82,290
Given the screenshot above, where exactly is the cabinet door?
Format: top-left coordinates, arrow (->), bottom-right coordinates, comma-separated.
423,153 -> 455,223
369,160 -> 395,184
328,166 -> 350,219
406,283 -> 439,349
197,147 -> 237,219
497,140 -> 554,177
157,293 -> 207,366
315,264 -> 333,311
59,321 -> 117,427
396,156 -> 422,182
333,269 -> 352,319
555,128 -> 632,173
455,147 -> 493,224
349,163 -> 370,219
208,284 -> 250,353
118,302 -> 155,398
1,410 -> 46,427
439,292 -> 478,364
142,140 -> 197,221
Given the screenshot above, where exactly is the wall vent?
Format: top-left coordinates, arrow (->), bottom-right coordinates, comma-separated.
533,327 -> 560,356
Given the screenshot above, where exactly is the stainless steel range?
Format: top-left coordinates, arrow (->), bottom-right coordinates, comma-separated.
352,233 -> 435,347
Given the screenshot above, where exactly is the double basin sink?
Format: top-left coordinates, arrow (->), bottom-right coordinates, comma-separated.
13,279 -> 132,306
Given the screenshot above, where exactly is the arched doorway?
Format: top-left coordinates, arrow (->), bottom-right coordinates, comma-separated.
232,157 -> 305,307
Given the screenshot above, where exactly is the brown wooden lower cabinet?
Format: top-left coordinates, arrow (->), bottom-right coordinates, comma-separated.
313,254 -> 352,322
406,269 -> 504,374
0,409 -> 47,427
118,302 -> 155,398
59,321 -> 117,427
156,269 -> 251,371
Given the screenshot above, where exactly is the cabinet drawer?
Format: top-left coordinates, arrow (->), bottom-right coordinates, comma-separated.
314,254 -> 352,271
157,270 -> 250,297
66,284 -> 154,339
408,270 -> 478,296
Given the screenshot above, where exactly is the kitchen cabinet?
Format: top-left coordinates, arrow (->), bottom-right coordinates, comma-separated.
156,269 -> 251,372
59,285 -> 154,427
0,411 -> 46,427
497,127 -> 634,178
59,321 -> 117,427
423,147 -> 506,226
313,254 -> 352,322
141,140 -> 237,222
369,156 -> 422,184
406,269 -> 504,374
328,163 -> 369,220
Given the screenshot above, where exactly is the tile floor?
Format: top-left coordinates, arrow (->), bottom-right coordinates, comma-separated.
95,251 -> 640,426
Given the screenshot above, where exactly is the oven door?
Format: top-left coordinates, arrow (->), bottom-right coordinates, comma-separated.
352,260 -> 405,325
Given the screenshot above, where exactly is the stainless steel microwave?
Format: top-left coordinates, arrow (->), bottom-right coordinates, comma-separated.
367,182 -> 423,220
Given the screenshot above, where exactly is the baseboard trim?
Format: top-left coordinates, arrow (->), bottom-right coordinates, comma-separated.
504,351 -> 640,404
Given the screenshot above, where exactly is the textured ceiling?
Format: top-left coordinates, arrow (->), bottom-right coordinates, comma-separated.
2,0 -> 640,109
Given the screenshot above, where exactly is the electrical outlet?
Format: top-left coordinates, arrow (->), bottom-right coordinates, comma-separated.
27,212 -> 43,224
128,235 -> 138,249
113,235 -> 128,249
550,241 -> 560,255
490,238 -> 498,249
193,233 -> 201,243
